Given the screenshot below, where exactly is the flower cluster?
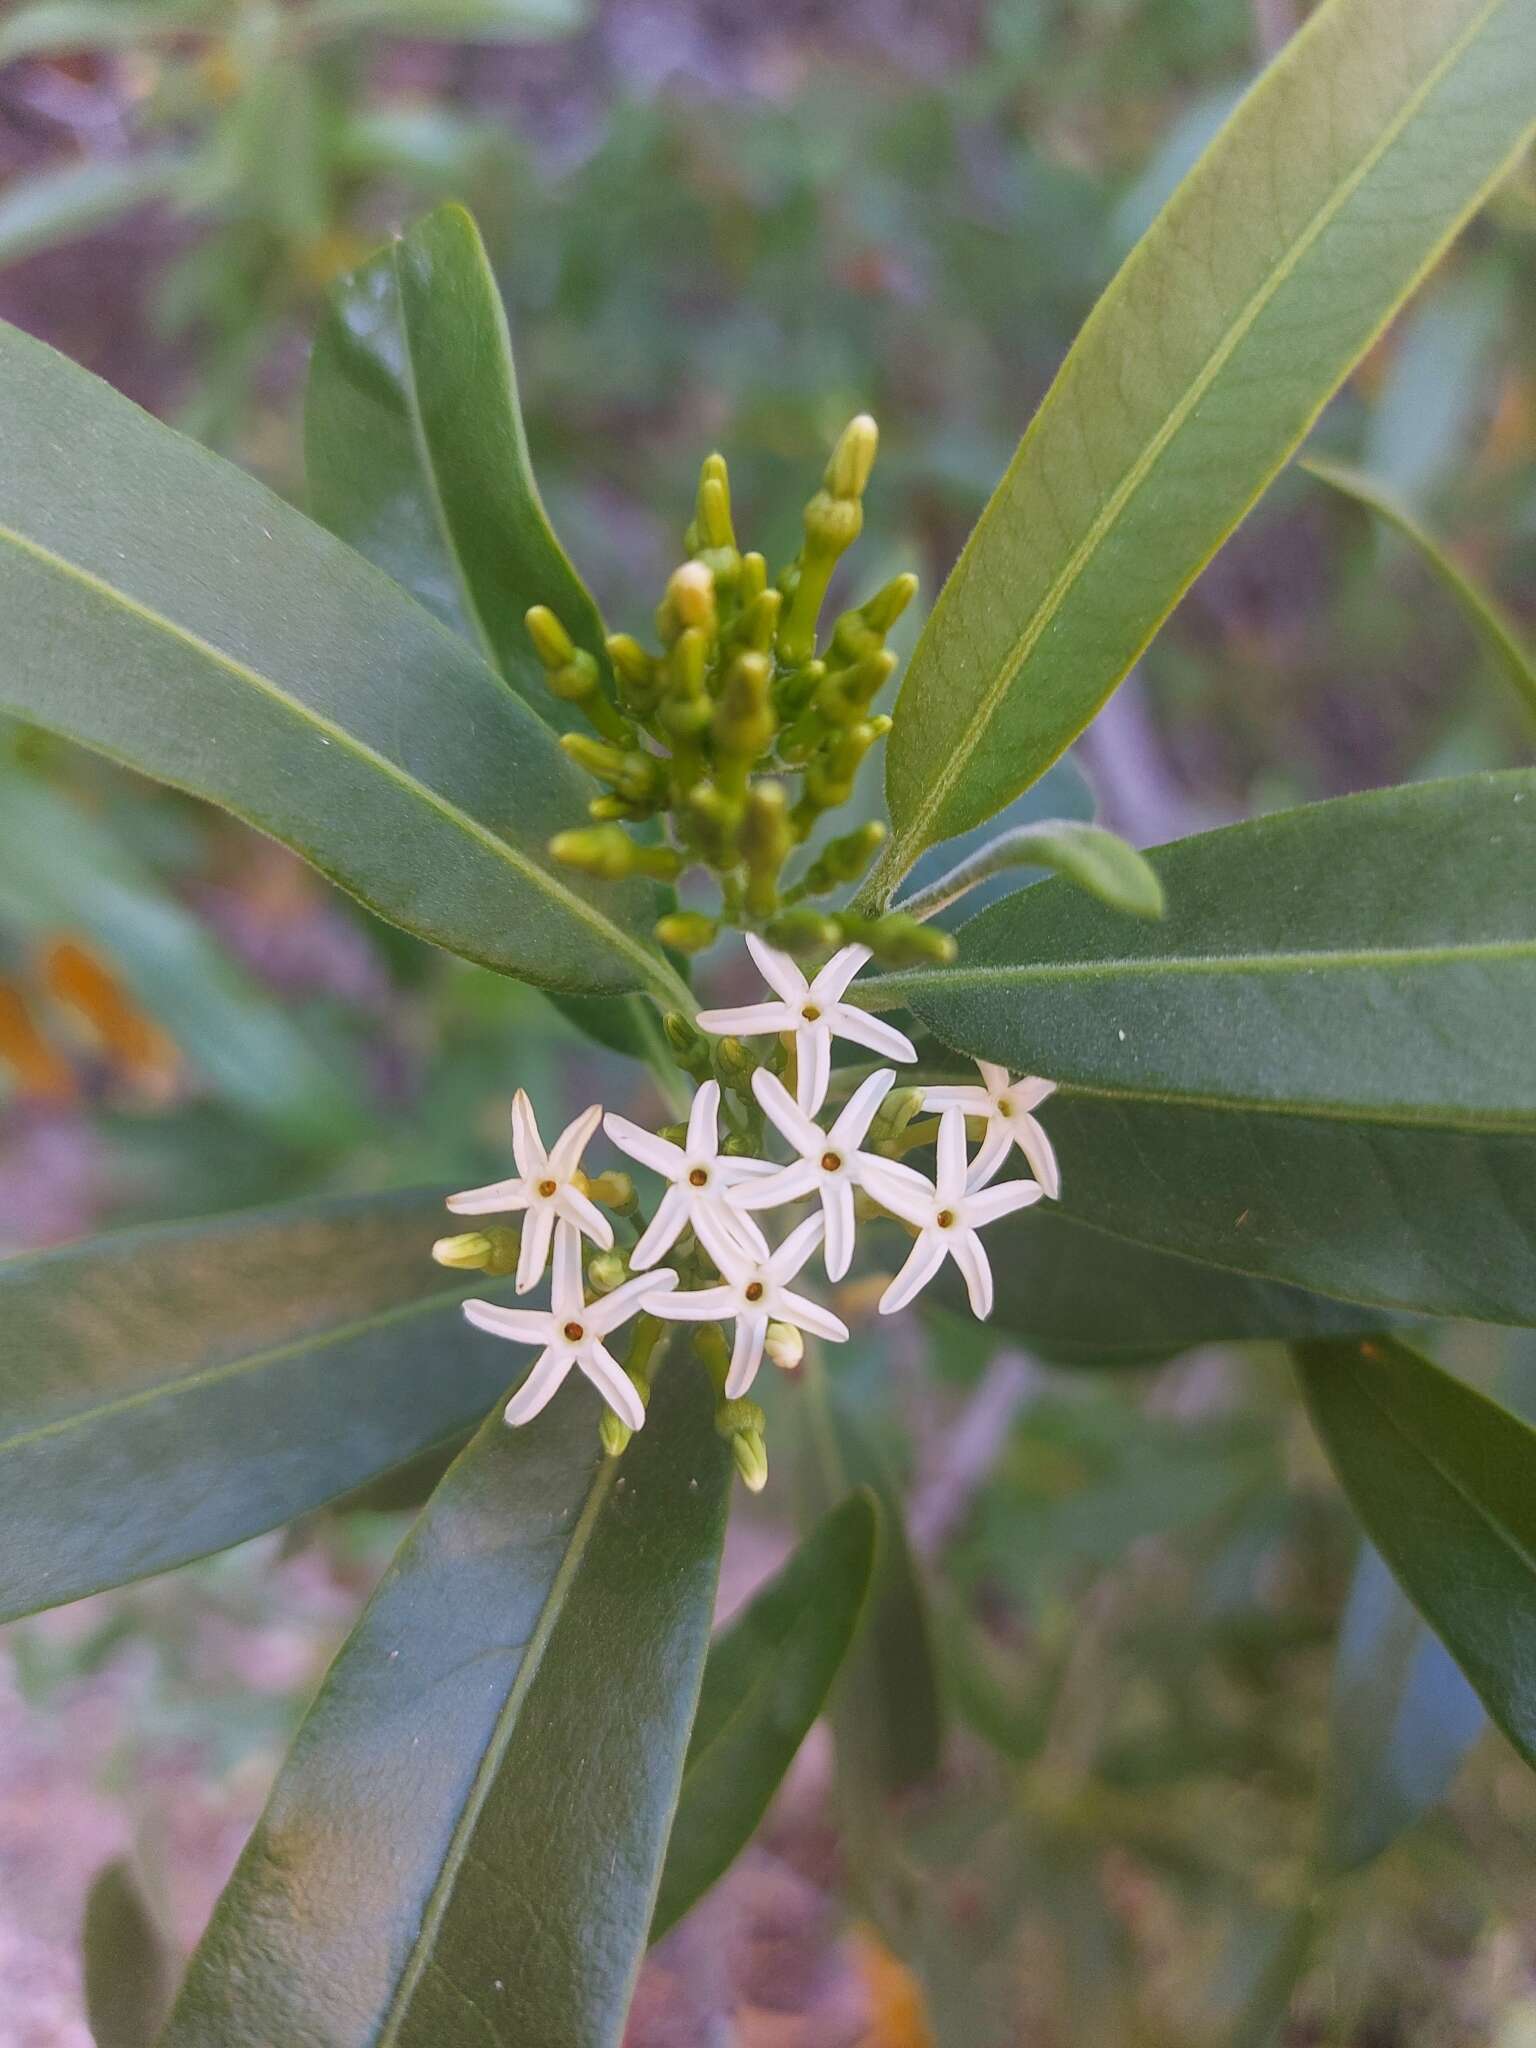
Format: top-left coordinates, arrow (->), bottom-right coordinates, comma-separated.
437,940 -> 1058,1490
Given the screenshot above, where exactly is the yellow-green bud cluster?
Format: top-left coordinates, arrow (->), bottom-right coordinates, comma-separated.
539,416 -> 921,963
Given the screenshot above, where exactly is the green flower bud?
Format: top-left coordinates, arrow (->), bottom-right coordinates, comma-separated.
777,416 -> 880,668
560,732 -> 629,782
658,561 -> 716,645
586,1248 -> 630,1294
712,652 -> 776,768
431,1230 -> 494,1270
550,826 -> 682,882
870,1085 -> 925,1150
801,819 -> 887,895
829,571 -> 919,665
724,587 -> 781,658
844,910 -> 958,967
737,551 -> 768,606
816,648 -> 896,725
682,779 -> 742,864
739,780 -> 792,918
712,1034 -> 760,1088
694,458 -> 735,551
732,1427 -> 769,1493
655,911 -> 718,955
663,1009 -> 715,1077
765,907 -> 840,957
599,1409 -> 634,1460
825,412 -> 878,499
585,1171 -> 637,1213
605,632 -> 660,709
525,604 -> 576,670
764,1321 -> 804,1372
692,1322 -> 731,1392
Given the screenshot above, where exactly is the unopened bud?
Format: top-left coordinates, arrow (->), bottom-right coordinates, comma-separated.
712,1035 -> 759,1087
825,413 -> 878,499
599,1409 -> 634,1459
803,819 -> 887,895
765,907 -> 840,957
844,910 -> 957,967
655,911 -> 718,955
764,1321 -> 804,1372
661,561 -> 717,642
737,551 -> 768,605
432,1231 -> 494,1270
663,1010 -> 714,1077
871,1086 -> 924,1149
586,1248 -> 630,1294
740,780 -> 792,918
606,632 -> 658,703
550,826 -> 635,879
713,651 -> 776,763
525,604 -> 576,670
732,1428 -> 769,1492
585,1171 -> 637,1213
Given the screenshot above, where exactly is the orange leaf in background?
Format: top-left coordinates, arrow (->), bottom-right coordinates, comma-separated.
851,1926 -> 934,2048
0,981 -> 77,1103
40,937 -> 179,1094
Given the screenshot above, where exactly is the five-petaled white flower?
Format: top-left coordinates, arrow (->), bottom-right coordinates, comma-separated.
604,1078 -> 776,1271
446,1088 -> 614,1293
645,1214 -> 848,1398
462,1221 -> 676,1430
863,1106 -> 1043,1319
733,1067 -> 928,1282
695,935 -> 917,1116
924,1061 -> 1060,1197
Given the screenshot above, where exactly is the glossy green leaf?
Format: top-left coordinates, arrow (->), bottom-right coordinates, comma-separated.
0,154 -> 187,269
161,1356 -> 730,2047
1321,1541 -> 1485,1875
1296,1334 -> 1536,1773
870,0 -> 1536,896
0,1189 -> 517,1622
0,320 -> 682,1003
898,818 -> 1164,923
306,203 -> 607,729
82,1859 -> 173,2048
651,1489 -> 879,1941
0,767 -> 357,1147
1304,456 -> 1536,724
968,1210 -> 1401,1367
801,1362 -> 943,1790
880,775 -> 1536,1318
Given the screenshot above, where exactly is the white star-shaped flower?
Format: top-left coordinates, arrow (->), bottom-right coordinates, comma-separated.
446,1088 -> 614,1293
863,1106 -> 1043,1319
604,1078 -> 776,1272
462,1220 -> 676,1430
924,1061 -> 1060,1197
732,1066 -> 929,1282
645,1214 -> 848,1398
695,935 -> 917,1115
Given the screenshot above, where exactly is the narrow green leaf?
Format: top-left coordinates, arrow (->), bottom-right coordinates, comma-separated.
872,0 -> 1536,895
82,1859 -> 173,2048
897,818 -> 1164,923
306,203 -> 606,728
0,767 -> 357,1147
1321,1541 -> 1485,1875
0,320 -> 683,1003
161,1356 -> 730,2048
969,1210 -> 1403,1366
1296,1334 -> 1536,1772
1303,456 -> 1536,723
0,1189 -> 516,1622
651,1489 -> 879,1941
0,154 -> 187,268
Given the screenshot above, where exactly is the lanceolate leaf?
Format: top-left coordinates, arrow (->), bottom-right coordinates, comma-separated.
1321,1542 -> 1485,1875
0,154 -> 187,268
0,1190 -> 516,1622
1303,456 -> 1536,724
306,203 -> 607,730
161,1358 -> 730,2048
1296,1335 -> 1536,1773
0,321 -> 682,1002
884,777 -> 1536,1323
897,819 -> 1164,923
652,1489 -> 879,1941
871,0 -> 1536,896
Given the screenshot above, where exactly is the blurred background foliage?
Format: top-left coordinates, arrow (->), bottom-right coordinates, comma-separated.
1,2 -> 1534,2041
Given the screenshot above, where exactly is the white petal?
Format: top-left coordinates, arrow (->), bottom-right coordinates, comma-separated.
767,1211 -> 826,1282
751,1067 -> 823,1156
829,1067 -> 896,1150
510,1089 -> 545,1179
504,1346 -> 574,1426
445,1176 -> 530,1216
1015,1113 -> 1061,1200
823,1178 -> 856,1282
773,1287 -> 848,1344
828,1007 -> 918,1065
745,931 -> 810,1004
809,942 -> 872,1004
631,1183 -> 689,1270
549,1216 -> 585,1316
558,1184 -> 615,1250
687,1078 -> 721,1157
1015,1076 -> 1057,1110
718,1155 -> 781,1180
857,1157 -> 933,1227
603,1113 -> 683,1178
579,1341 -> 647,1431
590,1267 -> 676,1334
963,1177 -> 1043,1227
950,1229 -> 994,1318
965,1121 -> 1014,1191
549,1101 -> 603,1180
724,1312 -> 769,1399
878,1232 -> 947,1316
795,1021 -> 832,1118
694,1198 -> 768,1270
936,1106 -> 970,1201
922,1086 -> 990,1114
516,1204 -> 555,1294
694,1001 -> 796,1038
732,1157 -> 821,1210
646,1285 -> 738,1323
462,1299 -> 554,1345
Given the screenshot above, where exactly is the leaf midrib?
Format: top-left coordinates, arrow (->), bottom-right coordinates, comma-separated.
375,1451 -> 618,2041
0,520 -> 688,1007
878,0 -> 1509,889
0,1280 -> 485,1456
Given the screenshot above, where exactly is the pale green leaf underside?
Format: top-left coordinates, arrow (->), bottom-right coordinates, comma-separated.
874,0 -> 1536,897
